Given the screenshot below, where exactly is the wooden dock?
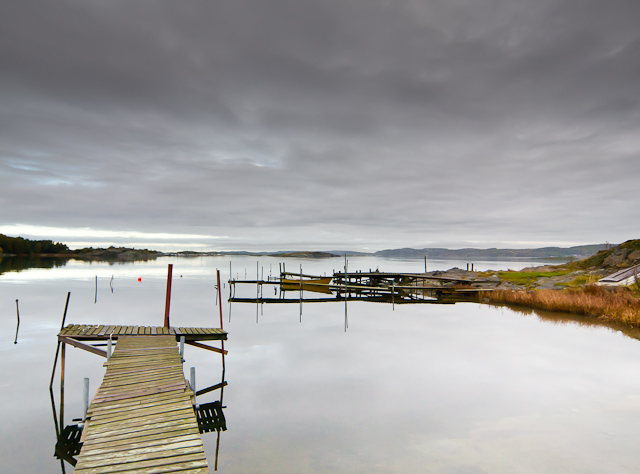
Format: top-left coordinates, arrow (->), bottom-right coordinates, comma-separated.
73,334 -> 213,473
59,324 -> 227,341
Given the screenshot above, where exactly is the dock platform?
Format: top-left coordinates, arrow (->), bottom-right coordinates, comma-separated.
73,334 -> 212,473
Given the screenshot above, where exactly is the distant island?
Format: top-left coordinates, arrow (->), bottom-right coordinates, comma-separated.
0,233 -> 612,261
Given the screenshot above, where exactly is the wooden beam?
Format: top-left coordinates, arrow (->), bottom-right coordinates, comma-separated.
58,336 -> 108,358
185,341 -> 228,355
195,381 -> 228,397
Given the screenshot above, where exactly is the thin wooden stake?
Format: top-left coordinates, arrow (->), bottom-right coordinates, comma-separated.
14,299 -> 19,344
49,292 -> 71,391
217,269 -> 226,370
94,275 -> 97,304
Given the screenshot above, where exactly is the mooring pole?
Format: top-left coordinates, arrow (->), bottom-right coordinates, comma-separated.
164,264 -> 173,328
425,256 -> 427,273
50,292 -> 71,391
14,299 -> 19,344
344,256 -> 349,332
217,269 -> 226,370
299,264 -> 303,322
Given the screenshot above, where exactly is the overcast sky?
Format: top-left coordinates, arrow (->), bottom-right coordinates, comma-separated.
1,0 -> 639,251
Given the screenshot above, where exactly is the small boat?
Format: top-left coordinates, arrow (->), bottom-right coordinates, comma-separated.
281,276 -> 332,287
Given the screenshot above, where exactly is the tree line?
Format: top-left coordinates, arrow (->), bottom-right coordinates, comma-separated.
0,234 -> 70,255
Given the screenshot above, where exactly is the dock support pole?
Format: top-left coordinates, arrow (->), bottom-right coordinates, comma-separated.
107,334 -> 112,360
425,256 -> 427,273
180,336 -> 185,359
83,377 -> 89,421
164,264 -> 173,328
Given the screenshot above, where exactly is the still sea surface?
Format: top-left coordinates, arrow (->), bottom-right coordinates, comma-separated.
1,255 -> 640,473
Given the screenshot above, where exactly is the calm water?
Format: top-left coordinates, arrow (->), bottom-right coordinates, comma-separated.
1,256 -> 640,473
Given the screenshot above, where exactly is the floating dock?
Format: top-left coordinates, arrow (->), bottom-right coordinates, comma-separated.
55,325 -> 227,472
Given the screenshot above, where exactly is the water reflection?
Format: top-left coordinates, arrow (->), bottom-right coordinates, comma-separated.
0,255 -> 68,275
4,256 -> 640,473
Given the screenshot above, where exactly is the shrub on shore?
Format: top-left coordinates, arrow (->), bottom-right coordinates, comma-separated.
485,284 -> 640,326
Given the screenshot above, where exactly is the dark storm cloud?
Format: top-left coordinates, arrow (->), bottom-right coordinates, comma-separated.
1,0 -> 639,250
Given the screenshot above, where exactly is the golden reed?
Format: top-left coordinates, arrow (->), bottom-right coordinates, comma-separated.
485,284 -> 640,326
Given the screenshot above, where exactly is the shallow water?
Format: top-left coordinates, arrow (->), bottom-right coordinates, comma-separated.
1,256 -> 639,473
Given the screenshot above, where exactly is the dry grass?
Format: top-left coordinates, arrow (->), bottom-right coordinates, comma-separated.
485,284 -> 640,326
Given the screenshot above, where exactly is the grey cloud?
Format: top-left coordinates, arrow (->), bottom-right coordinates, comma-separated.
1,0 -> 640,250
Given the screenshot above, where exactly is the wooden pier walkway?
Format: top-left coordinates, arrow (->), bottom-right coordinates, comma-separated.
72,334 -> 215,473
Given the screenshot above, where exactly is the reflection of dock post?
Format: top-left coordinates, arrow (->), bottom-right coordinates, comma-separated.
392,283 -> 395,310
60,342 -> 65,432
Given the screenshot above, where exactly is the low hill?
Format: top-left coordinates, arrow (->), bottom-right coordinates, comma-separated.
375,244 -> 610,260
564,239 -> 640,271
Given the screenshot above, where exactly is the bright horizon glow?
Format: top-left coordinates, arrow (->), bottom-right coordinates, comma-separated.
0,224 -> 607,253
0,224 -> 227,241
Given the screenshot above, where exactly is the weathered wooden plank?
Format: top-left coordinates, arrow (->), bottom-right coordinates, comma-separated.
87,391 -> 191,417
74,444 -> 204,468
74,453 -> 208,473
81,425 -> 200,447
75,335 -> 209,472
186,340 -> 228,355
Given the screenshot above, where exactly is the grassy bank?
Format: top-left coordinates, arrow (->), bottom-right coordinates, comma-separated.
485,284 -> 640,326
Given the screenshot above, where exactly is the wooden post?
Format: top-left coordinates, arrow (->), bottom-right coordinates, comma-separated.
107,333 -> 112,360
424,256 -> 427,273
14,299 -> 19,344
94,275 -> 98,304
344,256 -> 348,332
217,269 -> 226,370
164,264 -> 173,328
299,264 -> 303,322
49,292 -> 71,391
